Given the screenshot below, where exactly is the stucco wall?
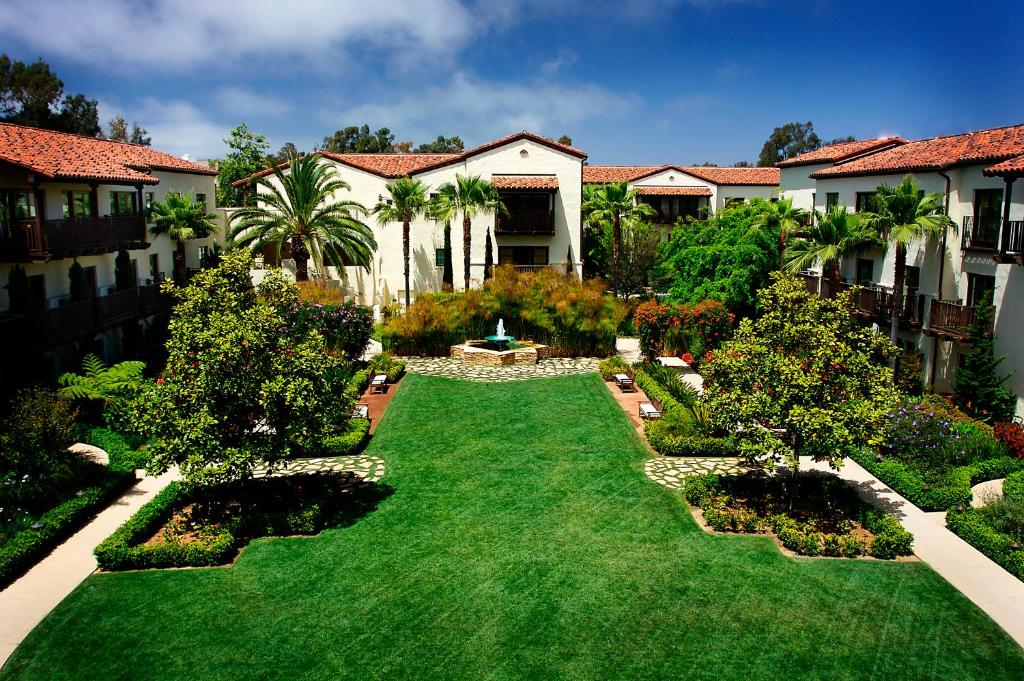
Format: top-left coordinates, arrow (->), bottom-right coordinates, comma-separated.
779,163 -> 827,212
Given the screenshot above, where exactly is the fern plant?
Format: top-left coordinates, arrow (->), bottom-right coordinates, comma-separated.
58,354 -> 146,407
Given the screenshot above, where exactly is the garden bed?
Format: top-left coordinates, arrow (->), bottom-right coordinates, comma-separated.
683,472 -> 915,559
95,471 -> 391,570
946,470 -> 1024,582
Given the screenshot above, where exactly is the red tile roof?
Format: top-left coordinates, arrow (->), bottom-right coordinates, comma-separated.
583,164 -> 779,186
811,124 -> 1024,179
776,137 -> 907,167
0,121 -> 216,185
634,186 -> 711,196
491,175 -> 558,190
984,153 -> 1024,177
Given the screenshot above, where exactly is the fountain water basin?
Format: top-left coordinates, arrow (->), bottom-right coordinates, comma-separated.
450,318 -> 551,366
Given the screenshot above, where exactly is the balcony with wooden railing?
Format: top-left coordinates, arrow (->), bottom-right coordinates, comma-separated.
848,286 -> 925,329
0,216 -> 148,262
924,299 -> 993,343
962,216 -> 1000,252
495,208 -> 554,236
995,220 -> 1024,264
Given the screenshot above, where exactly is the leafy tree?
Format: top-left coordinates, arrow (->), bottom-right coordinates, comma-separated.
433,175 -> 506,291
661,201 -> 780,318
757,121 -> 822,166
229,153 -> 376,281
320,124 -> 395,153
414,135 -> 464,153
582,181 -> 656,296
427,192 -> 456,291
54,93 -> 100,137
557,134 -> 573,146
954,292 -> 1016,422
267,142 -> 299,165
58,354 -> 145,409
139,252 -> 354,484
129,122 -> 151,145
825,135 -> 857,146
372,177 -> 429,309
149,192 -> 218,283
0,55 -> 100,135
702,273 -> 900,478
216,123 -> 270,207
594,219 -> 662,300
484,228 -> 494,280
106,115 -> 128,141
747,197 -> 808,268
733,161 -> 753,167
864,175 -> 954,347
784,206 -> 881,293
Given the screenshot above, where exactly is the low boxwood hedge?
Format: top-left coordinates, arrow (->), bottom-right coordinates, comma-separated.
0,468 -> 136,587
83,426 -> 149,472
850,449 -> 1024,512
598,356 -> 629,381
633,367 -> 687,415
322,418 -> 371,457
634,366 -> 735,457
946,507 -> 1024,581
1004,470 -> 1024,501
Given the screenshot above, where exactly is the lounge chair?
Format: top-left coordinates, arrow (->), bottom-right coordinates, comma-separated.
639,398 -> 664,420
352,403 -> 369,419
370,374 -> 388,394
614,371 -> 636,393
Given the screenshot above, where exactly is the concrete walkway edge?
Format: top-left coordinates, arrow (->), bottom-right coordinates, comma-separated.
801,456 -> 1024,649
0,471 -> 178,667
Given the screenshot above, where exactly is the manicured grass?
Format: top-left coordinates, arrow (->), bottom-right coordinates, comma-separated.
4,373 -> 1023,679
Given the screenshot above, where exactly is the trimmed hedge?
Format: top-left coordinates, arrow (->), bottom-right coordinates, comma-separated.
0,468 -> 136,586
634,366 -> 735,457
947,507 -> 1024,582
83,426 -> 148,472
345,369 -> 372,401
322,418 -> 371,457
1004,470 -> 1024,501
368,354 -> 406,383
598,355 -> 629,381
633,367 -> 687,415
851,449 -> 1024,511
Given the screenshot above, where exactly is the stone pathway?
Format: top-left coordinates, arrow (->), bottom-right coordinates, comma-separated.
0,470 -> 180,667
403,356 -> 600,382
644,457 -> 750,489
257,455 -> 386,482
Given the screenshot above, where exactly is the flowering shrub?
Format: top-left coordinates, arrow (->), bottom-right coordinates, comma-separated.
995,422 -> 1024,459
635,299 -> 733,363
290,301 -> 373,359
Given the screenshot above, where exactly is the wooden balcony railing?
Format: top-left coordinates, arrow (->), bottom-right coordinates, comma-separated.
796,272 -> 821,295
0,216 -> 148,261
962,216 -> 999,252
995,220 -> 1024,264
849,286 -> 925,328
925,299 -> 993,342
495,209 -> 554,236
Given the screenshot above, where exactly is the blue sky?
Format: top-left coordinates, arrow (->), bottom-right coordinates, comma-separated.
1,0 -> 1021,164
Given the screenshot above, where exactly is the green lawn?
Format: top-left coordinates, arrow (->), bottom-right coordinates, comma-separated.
4,373 -> 1023,680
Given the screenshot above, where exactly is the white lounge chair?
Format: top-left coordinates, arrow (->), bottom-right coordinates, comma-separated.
370,374 -> 388,394
614,372 -> 636,392
352,403 -> 369,419
639,399 -> 664,420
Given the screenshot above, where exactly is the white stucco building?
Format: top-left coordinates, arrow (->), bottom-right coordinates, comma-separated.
779,123 -> 1024,416
0,122 -> 223,382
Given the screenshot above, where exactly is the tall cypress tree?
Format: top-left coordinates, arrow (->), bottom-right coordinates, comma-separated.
484,228 -> 494,281
442,223 -> 454,291
954,291 -> 1016,422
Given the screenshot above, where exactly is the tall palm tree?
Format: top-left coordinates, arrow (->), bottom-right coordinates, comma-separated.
748,197 -> 808,268
372,177 -> 428,310
784,206 -> 882,295
866,175 -> 955,346
149,192 -> 218,283
581,181 -> 656,293
228,153 -> 376,281
426,191 -> 456,291
433,175 -> 506,291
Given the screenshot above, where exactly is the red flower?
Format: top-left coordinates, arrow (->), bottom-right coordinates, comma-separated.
156,378 -> 164,385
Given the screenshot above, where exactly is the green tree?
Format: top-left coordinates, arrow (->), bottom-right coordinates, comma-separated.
54,93 -> 100,137
216,123 -> 270,207
433,175 -> 506,291
484,228 -> 494,280
427,192 -> 456,291
557,134 -> 573,146
702,273 -> 899,478
149,192 -> 218,283
865,175 -> 954,347
139,251 -> 353,484
595,219 -> 662,300
414,135 -> 464,153
784,206 -> 882,293
320,124 -> 395,153
954,292 -> 1016,422
228,153 -> 376,281
757,121 -> 822,166
106,115 -> 128,142
747,197 -> 808,268
582,181 -> 656,296
58,354 -> 145,409
129,122 -> 151,146
372,177 -> 429,310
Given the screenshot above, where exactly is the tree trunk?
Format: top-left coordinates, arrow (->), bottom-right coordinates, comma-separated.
778,230 -> 787,269
402,219 -> 411,311
174,239 -> 187,283
463,215 -> 472,292
611,215 -> 622,296
829,260 -> 841,298
889,244 -> 906,368
292,236 -> 309,282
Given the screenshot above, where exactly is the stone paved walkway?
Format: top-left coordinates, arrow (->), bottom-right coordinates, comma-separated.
644,457 -> 749,489
403,356 -> 600,382
257,455 -> 386,482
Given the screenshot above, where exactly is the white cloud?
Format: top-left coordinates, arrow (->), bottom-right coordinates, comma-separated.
119,99 -> 229,160
214,87 -> 291,118
540,50 -> 578,77
0,0 -> 478,71
321,73 -> 637,145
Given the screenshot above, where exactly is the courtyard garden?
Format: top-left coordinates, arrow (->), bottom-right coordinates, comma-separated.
4,373 -> 1024,680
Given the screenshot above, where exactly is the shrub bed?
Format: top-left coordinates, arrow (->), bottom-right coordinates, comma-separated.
947,506 -> 1024,582
82,426 -> 149,472
95,472 -> 390,571
322,419 -> 371,457
598,355 -> 629,381
289,300 -> 373,359
633,365 -> 734,457
683,473 -> 913,559
368,353 -> 406,383
1004,470 -> 1024,501
1,467 -> 135,587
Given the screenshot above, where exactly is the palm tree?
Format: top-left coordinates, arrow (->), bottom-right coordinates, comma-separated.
433,175 -> 506,291
149,191 -> 218,282
426,191 -> 456,291
372,177 -> 428,310
581,181 -> 656,293
784,206 -> 882,295
747,197 -> 808,268
228,153 -> 376,281
866,175 -> 955,346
